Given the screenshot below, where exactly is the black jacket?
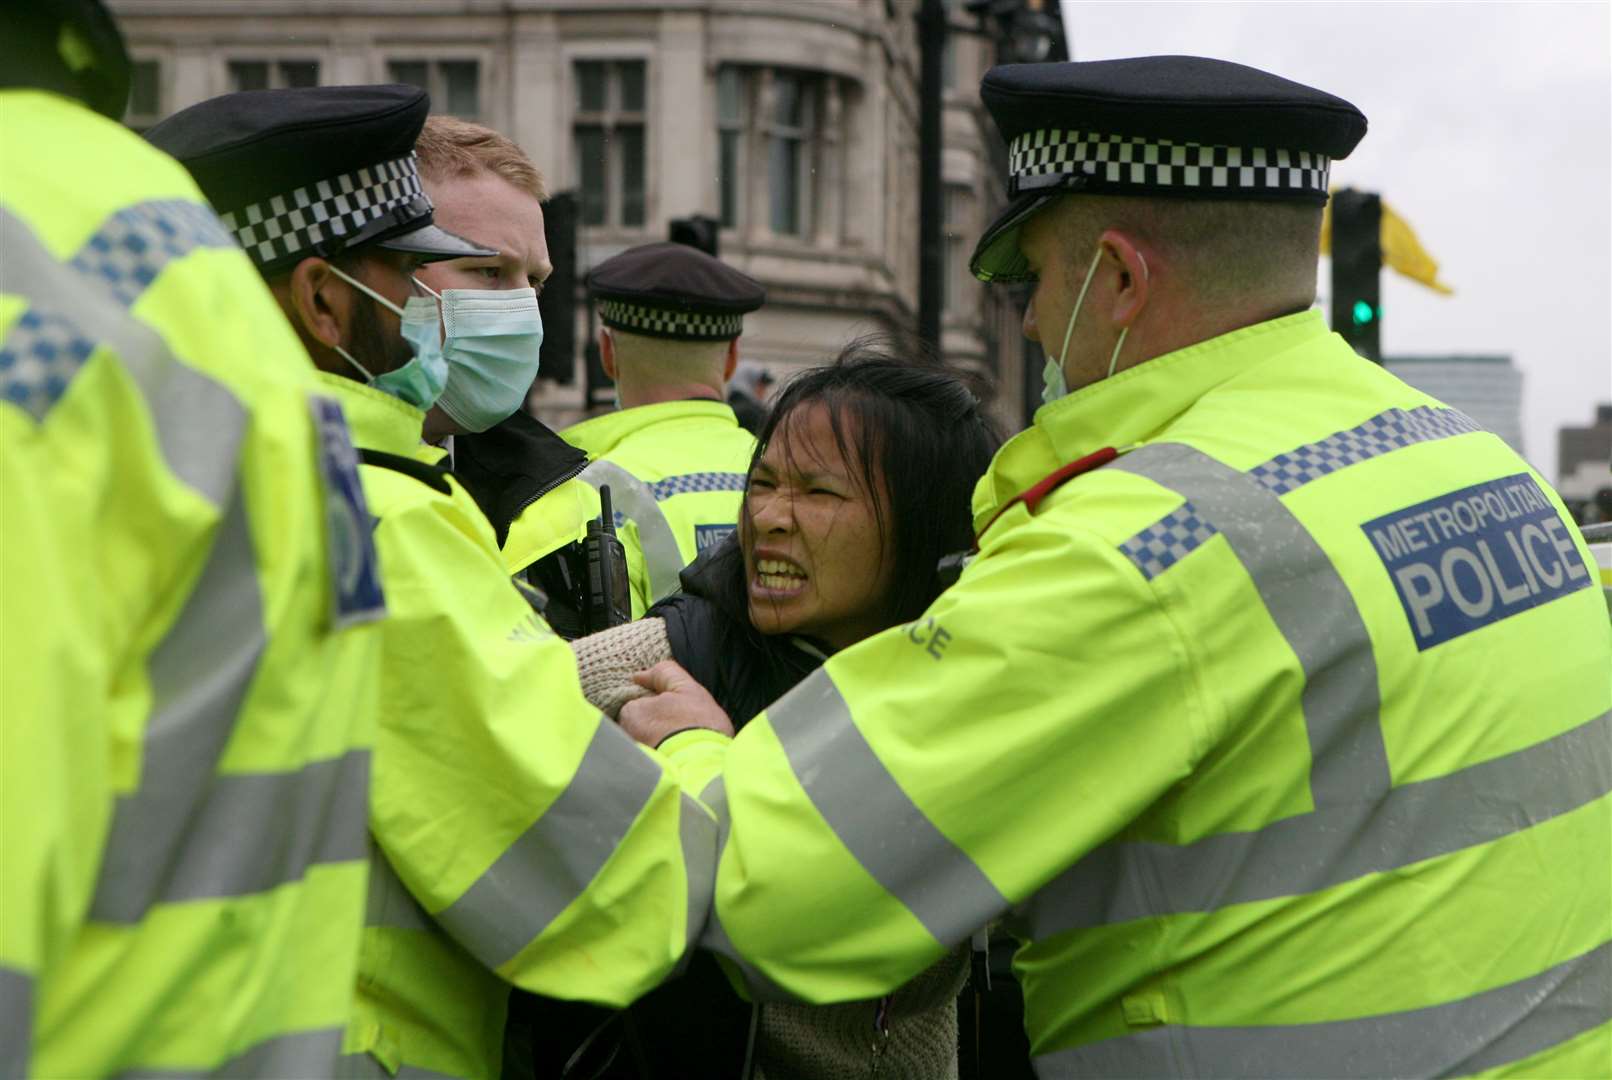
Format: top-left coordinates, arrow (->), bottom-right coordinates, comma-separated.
451,408 -> 589,549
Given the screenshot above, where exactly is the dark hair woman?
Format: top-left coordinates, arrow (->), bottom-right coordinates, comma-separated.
568,337 -> 1002,1079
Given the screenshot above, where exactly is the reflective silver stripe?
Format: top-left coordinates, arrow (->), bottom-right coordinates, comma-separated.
92,750 -> 370,923
435,716 -> 663,969
767,669 -> 1008,946
679,794 -> 718,954
579,459 -> 687,603
1,206 -> 245,505
88,489 -> 261,921
364,840 -> 433,933
1115,443 -> 1391,807
340,1052 -> 462,1079
0,966 -> 31,1080
1034,939 -> 1612,1079
1021,710 -> 1612,938
700,774 -> 729,831
113,1025 -> 345,1079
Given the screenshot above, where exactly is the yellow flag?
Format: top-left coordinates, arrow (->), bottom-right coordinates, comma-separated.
1321,196 -> 1454,295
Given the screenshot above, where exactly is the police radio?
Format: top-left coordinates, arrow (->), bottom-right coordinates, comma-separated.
582,485 -> 631,633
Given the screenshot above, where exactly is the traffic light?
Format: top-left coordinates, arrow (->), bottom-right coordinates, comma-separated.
668,214 -> 719,257
1330,188 -> 1382,363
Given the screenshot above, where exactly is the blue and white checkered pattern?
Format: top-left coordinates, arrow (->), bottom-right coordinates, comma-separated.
4,200 -> 238,419
1249,407 -> 1483,496
1117,502 -> 1220,580
67,200 -> 236,307
649,471 -> 748,502
0,309 -> 97,419
1117,406 -> 1483,578
220,154 -> 425,270
599,299 -> 745,341
1009,129 -> 1330,199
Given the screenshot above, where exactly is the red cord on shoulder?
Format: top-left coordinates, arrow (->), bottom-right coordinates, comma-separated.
973,446 -> 1119,547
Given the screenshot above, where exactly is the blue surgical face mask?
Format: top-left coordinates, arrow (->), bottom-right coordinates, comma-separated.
1041,246 -> 1147,405
426,283 -> 544,432
327,264 -> 448,411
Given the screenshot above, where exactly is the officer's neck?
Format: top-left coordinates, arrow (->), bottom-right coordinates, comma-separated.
617,380 -> 725,409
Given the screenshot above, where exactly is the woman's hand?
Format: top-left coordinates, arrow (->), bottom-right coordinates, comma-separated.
618,660 -> 736,748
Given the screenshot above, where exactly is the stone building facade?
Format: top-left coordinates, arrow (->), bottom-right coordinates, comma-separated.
107,0 -> 1060,430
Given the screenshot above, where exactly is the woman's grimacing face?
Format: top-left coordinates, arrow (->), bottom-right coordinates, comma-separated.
741,403 -> 896,650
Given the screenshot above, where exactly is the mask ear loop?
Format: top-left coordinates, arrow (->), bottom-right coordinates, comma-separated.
334,344 -> 376,382
1056,246 -> 1106,370
1106,250 -> 1150,380
325,263 -> 421,380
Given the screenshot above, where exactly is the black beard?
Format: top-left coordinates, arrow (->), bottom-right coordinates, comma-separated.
347,290 -> 417,378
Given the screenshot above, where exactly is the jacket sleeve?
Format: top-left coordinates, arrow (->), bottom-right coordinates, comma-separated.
667,512 -> 1210,1004
367,484 -> 715,1004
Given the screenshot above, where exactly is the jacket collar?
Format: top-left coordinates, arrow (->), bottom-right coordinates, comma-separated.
973,309 -> 1328,533
451,409 -> 589,546
314,371 -> 426,456
562,399 -> 738,458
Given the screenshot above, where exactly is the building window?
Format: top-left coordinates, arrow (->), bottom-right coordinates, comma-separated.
228,60 -> 320,93
573,60 -> 646,229
942,184 -> 972,315
716,67 -> 827,238
767,72 -> 818,236
125,58 -> 162,132
387,60 -> 481,120
717,67 -> 745,229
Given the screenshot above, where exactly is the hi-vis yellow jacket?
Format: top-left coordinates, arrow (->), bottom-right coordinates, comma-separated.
323,375 -> 714,1080
561,400 -> 756,616
667,310 -> 1612,1077
2,90 -> 383,1077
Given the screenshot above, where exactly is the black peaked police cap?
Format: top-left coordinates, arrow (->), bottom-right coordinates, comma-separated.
589,241 -> 766,342
147,84 -> 495,277
970,55 -> 1368,283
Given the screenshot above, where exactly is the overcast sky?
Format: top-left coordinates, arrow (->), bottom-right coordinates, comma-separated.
1059,0 -> 1611,480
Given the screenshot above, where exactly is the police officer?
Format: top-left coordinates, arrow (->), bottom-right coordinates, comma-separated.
622,57 -> 1612,1074
2,3 -> 383,1075
149,89 -> 715,1080
558,241 -> 766,618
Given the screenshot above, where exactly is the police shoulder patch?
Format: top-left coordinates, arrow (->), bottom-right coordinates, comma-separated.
1363,473 -> 1592,650
309,395 -> 387,628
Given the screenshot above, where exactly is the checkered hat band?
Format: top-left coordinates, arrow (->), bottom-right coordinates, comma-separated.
1009,130 -> 1331,197
220,154 -> 425,269
600,299 -> 743,340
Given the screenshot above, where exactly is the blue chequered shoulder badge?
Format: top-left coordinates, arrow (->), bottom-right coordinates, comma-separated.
309,395 -> 386,628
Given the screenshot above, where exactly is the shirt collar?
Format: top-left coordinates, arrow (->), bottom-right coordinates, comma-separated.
562,399 -> 739,458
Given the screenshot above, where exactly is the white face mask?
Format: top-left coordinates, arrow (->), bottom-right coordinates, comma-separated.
1041,246 -> 1149,405
424,282 -> 545,433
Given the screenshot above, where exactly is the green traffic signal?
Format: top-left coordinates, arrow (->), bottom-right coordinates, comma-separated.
1352,299 -> 1378,327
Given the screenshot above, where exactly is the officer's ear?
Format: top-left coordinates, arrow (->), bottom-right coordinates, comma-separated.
1096,229 -> 1152,329
598,328 -> 618,382
284,256 -> 353,351
723,339 -> 739,383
